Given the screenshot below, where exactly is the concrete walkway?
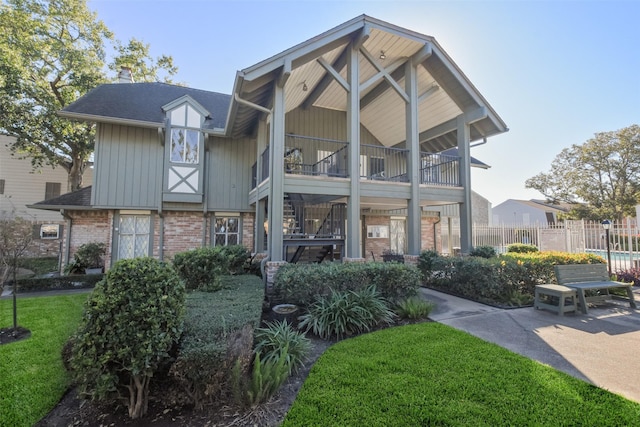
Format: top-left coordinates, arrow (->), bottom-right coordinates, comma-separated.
421,287 -> 640,403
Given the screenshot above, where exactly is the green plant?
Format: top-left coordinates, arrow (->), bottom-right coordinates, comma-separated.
395,296 -> 434,319
232,348 -> 290,408
74,242 -> 106,269
470,245 -> 497,258
170,275 -> 263,409
507,243 -> 539,253
71,257 -> 185,419
282,323 -> 640,426
17,257 -> 58,275
172,245 -> 250,290
254,320 -> 310,374
273,262 -> 421,307
298,286 -> 396,340
614,268 -> 640,286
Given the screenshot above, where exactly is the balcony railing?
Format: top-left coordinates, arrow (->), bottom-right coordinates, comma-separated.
419,152 -> 460,186
250,134 -> 461,189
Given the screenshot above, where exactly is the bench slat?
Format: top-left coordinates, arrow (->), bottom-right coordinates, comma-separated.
555,264 -> 609,285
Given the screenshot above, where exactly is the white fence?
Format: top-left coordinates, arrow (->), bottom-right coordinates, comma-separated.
443,219 -> 640,273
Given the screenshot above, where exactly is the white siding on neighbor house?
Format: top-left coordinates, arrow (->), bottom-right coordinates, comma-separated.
492,199 -> 551,225
0,134 -> 94,222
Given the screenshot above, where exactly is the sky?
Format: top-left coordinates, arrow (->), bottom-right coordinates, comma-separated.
87,0 -> 640,207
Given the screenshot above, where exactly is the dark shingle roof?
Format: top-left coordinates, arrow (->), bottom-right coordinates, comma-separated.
441,148 -> 490,169
61,83 -> 231,130
29,186 -> 93,210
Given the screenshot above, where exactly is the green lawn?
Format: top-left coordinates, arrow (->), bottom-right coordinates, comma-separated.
0,293 -> 88,427
283,322 -> 640,426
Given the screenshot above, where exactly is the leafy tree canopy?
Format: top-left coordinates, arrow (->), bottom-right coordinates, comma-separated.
526,124 -> 640,220
0,0 -> 178,192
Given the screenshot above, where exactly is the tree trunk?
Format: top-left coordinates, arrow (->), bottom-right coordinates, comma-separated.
67,152 -> 87,192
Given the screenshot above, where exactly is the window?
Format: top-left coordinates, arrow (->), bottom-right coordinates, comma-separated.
40,224 -> 60,239
0,179 -> 4,194
366,225 -> 389,238
118,215 -> 150,259
214,216 -> 239,246
169,104 -> 201,164
45,182 -> 61,200
170,128 -> 199,163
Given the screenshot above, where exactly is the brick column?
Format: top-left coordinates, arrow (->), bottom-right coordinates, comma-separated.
265,260 -> 288,290
403,255 -> 419,266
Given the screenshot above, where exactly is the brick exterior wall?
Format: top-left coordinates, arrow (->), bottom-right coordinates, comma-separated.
242,212 -> 254,251
162,211 -> 206,260
64,210 -> 112,267
421,215 -> 441,252
364,215 -> 390,261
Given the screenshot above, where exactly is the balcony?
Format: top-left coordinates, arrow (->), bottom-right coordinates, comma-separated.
251,134 -> 461,188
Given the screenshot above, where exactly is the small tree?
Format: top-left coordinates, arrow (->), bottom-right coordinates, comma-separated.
0,214 -> 34,329
71,257 -> 185,419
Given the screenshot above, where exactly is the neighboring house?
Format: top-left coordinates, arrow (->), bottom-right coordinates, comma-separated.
492,199 -> 572,225
33,15 -> 507,272
1,134 -> 93,256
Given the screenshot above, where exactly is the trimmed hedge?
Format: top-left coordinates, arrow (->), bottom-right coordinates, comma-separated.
272,262 -> 421,307
172,245 -> 250,290
507,243 -> 539,253
170,275 -> 264,409
15,274 -> 103,292
420,251 -> 606,306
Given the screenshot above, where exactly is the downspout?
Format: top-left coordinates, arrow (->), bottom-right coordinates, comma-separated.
202,146 -> 210,246
61,209 -> 72,273
432,212 -> 441,252
158,125 -> 166,261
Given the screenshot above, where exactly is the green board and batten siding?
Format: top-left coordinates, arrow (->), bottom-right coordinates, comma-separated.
93,124 -> 162,208
93,124 -> 256,212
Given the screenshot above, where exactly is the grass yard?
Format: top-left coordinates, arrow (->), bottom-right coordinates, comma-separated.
0,293 -> 88,427
283,322 -> 640,426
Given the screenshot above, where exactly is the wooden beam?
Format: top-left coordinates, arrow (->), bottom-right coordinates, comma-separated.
317,56 -> 350,92
411,43 -> 433,66
359,58 -> 407,93
360,47 -> 409,103
301,46 -> 348,109
353,24 -> 370,50
360,66 -> 406,109
277,59 -> 291,88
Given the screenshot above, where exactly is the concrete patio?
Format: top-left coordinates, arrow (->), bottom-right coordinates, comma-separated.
421,287 -> 640,403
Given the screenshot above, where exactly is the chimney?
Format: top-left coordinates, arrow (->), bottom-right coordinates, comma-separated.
118,66 -> 134,83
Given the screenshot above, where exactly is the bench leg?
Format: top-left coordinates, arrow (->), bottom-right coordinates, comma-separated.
576,289 -> 588,315
626,287 -> 638,309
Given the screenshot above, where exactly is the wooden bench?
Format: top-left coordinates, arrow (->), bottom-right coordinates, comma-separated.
554,264 -> 638,314
534,284 -> 578,315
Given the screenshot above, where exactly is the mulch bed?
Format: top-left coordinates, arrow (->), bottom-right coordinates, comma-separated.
0,326 -> 31,345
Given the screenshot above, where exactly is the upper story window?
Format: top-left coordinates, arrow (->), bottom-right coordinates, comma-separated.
169,104 -> 202,164
45,182 -> 61,200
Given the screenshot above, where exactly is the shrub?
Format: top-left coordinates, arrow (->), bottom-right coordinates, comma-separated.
507,243 -> 539,253
17,256 -> 58,274
614,268 -> 640,286
298,286 -> 396,340
170,275 -> 263,409
16,274 -> 103,292
254,320 -> 310,374
470,245 -> 497,258
172,245 -> 250,290
395,296 -> 434,319
273,262 -> 421,307
74,242 -> 106,269
71,257 -> 185,419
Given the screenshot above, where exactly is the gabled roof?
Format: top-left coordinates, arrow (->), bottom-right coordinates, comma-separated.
60,83 -> 230,132
229,14 -> 507,149
440,148 -> 490,169
28,186 -> 93,210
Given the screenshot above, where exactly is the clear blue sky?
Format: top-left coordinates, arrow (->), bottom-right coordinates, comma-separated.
88,0 -> 640,207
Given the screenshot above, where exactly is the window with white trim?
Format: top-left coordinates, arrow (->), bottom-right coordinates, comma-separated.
170,105 -> 200,164
214,216 -> 240,246
40,224 -> 60,239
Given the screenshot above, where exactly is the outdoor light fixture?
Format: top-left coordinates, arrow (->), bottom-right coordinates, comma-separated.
302,81 -> 308,91
379,50 -> 386,60
601,219 -> 612,275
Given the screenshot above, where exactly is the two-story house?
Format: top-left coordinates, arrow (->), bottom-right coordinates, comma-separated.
33,15 -> 507,272
1,133 -> 93,256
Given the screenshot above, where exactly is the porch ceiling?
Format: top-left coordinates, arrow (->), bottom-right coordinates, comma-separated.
228,15 -> 507,152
